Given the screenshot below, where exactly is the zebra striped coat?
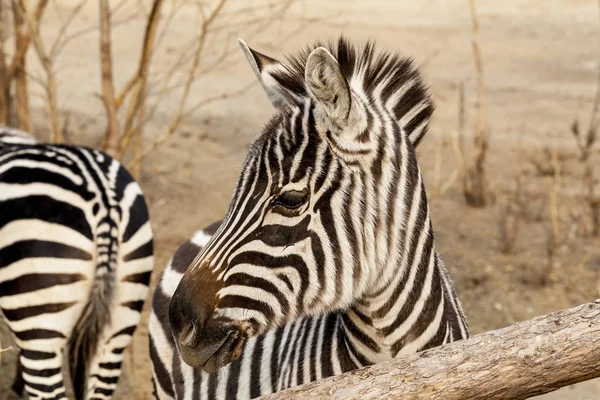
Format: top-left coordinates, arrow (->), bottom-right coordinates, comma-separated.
0,127 -> 154,400
150,38 -> 469,399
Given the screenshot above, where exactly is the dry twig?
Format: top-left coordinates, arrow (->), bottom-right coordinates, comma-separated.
462,0 -> 489,207
117,0 -> 164,161
19,0 -> 62,142
99,0 -> 120,155
498,172 -> 524,254
570,89 -> 599,236
7,0 -> 47,80
0,0 -> 9,124
439,82 -> 467,196
128,0 -> 229,169
11,0 -> 40,132
541,150 -> 563,279
48,0 -> 89,60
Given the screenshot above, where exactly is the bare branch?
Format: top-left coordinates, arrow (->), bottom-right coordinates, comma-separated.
11,0 -> 41,132
179,81 -> 254,121
19,0 -> 61,142
48,0 -> 89,60
114,1 -> 192,110
99,0 -> 119,155
443,83 -> 467,197
152,0 -> 189,54
0,0 -> 9,124
7,0 -> 48,80
497,173 -> 523,254
0,343 -> 14,363
469,0 -> 487,168
128,0 -> 229,169
49,13 -> 141,60
462,0 -> 489,207
118,0 -> 164,157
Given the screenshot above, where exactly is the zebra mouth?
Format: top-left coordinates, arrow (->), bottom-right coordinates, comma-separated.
198,329 -> 246,373
178,325 -> 246,373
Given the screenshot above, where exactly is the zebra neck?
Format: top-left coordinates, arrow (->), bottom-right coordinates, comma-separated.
340,249 -> 465,364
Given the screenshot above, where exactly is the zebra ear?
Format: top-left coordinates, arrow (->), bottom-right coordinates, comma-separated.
238,39 -> 297,109
305,47 -> 352,129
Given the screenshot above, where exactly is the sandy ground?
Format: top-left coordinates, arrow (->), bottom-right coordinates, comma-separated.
2,0 -> 600,398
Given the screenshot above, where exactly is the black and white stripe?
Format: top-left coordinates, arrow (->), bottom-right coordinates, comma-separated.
150,37 -> 469,399
0,127 -> 154,400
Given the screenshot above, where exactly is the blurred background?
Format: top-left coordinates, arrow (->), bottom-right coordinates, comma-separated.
1,0 -> 599,399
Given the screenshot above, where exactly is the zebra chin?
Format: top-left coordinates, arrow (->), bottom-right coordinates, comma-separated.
174,318 -> 247,372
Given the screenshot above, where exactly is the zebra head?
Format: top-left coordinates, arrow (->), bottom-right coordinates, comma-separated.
170,38 -> 435,372
0,126 -> 37,147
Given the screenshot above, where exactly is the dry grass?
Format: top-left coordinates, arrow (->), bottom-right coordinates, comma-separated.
497,173 -> 524,254
570,119 -> 599,236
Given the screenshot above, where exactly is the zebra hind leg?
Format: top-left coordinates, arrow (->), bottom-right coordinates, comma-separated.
18,348 -> 69,400
83,288 -> 148,399
84,340 -> 125,400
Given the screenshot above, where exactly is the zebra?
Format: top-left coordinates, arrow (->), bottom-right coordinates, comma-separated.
0,126 -> 154,400
149,37 -> 470,399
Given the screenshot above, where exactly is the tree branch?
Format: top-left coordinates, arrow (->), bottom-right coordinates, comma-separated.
99,0 -> 119,155
117,0 -> 164,157
48,0 -> 89,60
128,0 -> 228,169
461,0 -> 489,207
7,0 -> 48,80
261,301 -> 600,400
0,0 -> 9,124
19,0 -> 61,142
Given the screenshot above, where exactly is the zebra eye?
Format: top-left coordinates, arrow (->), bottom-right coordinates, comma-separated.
272,190 -> 308,210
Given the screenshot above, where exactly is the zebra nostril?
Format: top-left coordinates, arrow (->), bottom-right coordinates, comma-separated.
178,321 -> 196,347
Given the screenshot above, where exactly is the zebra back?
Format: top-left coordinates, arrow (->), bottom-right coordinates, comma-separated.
0,126 -> 38,147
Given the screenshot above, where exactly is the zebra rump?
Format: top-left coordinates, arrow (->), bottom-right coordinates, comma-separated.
0,126 -> 154,400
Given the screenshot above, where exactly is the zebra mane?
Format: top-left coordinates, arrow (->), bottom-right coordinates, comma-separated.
270,37 -> 434,147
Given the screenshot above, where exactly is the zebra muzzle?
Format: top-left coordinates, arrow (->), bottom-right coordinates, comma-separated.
169,263 -> 245,371
177,321 -> 246,373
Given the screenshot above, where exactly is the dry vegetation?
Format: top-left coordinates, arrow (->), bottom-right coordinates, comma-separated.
0,0 -> 308,176
431,0 -> 600,293
462,0 -> 490,208
1,0 -> 600,399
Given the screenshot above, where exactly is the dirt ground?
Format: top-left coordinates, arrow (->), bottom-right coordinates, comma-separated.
2,0 -> 600,399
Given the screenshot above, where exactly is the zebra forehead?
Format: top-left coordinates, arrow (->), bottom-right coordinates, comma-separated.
243,111 -> 311,168
252,108 -> 302,145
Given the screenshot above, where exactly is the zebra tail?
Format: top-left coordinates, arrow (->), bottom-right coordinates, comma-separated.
68,217 -> 118,400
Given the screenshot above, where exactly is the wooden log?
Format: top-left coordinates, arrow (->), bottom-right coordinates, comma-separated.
261,300 -> 600,400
